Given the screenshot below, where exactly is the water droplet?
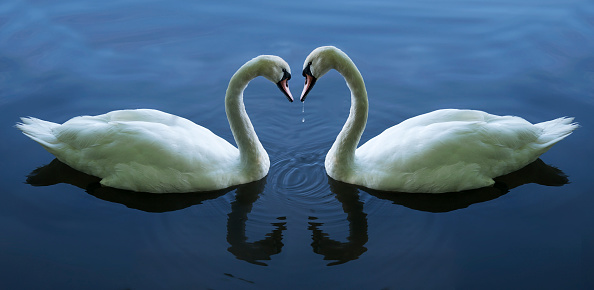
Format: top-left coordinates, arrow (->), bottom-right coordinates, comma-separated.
302,102 -> 305,123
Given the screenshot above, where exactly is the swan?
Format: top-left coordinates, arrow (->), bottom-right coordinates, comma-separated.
300,46 -> 577,193
17,55 -> 294,193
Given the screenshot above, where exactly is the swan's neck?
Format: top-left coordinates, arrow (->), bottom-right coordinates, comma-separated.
225,66 -> 268,170
328,56 -> 368,169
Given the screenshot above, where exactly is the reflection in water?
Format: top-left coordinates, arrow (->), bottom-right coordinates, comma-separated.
26,158 -> 568,266
227,182 -> 286,266
26,159 -> 286,265
309,180 -> 368,266
313,159 -> 569,265
364,158 -> 569,213
26,159 -> 232,212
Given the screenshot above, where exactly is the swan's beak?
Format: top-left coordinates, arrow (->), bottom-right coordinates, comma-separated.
277,79 -> 293,102
301,65 -> 317,102
277,69 -> 293,102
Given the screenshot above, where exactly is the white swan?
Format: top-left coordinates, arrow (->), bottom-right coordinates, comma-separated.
300,46 -> 577,193
17,55 -> 294,193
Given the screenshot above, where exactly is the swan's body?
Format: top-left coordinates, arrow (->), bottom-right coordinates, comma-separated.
301,46 -> 577,193
18,55 -> 293,193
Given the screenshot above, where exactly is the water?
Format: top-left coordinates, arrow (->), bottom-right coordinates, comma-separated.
1,0 -> 593,289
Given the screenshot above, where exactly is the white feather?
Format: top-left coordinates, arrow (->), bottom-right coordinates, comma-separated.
17,55 -> 293,193
302,46 -> 577,193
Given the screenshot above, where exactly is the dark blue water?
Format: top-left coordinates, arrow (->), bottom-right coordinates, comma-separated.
1,0 -> 593,289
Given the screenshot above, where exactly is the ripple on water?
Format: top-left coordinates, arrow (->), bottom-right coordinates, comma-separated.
268,144 -> 336,210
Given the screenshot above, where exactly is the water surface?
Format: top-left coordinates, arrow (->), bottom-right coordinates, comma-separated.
1,0 -> 593,289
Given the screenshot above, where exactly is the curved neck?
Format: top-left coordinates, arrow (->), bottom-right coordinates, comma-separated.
329,54 -> 368,166
225,64 -> 267,166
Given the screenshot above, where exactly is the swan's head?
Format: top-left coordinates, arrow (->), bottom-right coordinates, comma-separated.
300,46 -> 348,102
248,55 -> 294,102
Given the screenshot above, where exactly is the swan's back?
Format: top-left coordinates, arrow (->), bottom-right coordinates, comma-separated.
17,109 -> 242,192
352,109 -> 577,193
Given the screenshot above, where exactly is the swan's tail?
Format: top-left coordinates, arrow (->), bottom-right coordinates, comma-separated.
16,117 -> 61,149
535,117 -> 578,149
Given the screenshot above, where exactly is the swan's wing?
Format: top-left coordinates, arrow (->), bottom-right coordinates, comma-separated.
356,109 -> 549,192
51,109 -> 238,178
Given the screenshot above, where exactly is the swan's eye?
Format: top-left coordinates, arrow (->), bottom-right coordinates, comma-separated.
303,62 -> 314,78
281,68 -> 291,81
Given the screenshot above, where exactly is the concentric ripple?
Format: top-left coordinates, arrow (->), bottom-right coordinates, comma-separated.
268,143 -> 336,209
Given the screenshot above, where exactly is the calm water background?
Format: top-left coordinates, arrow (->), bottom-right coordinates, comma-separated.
1,0 -> 593,289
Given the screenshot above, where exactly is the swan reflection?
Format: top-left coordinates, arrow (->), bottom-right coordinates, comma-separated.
26,159 -> 285,265
309,179 -> 368,266
26,158 -> 568,266
227,182 -> 286,266
312,159 -> 569,265
364,158 -> 569,213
